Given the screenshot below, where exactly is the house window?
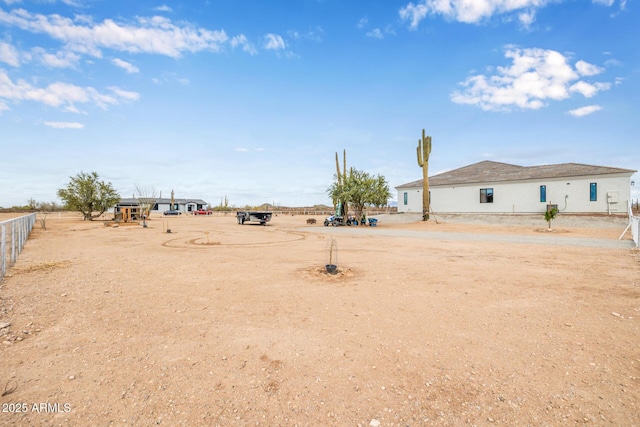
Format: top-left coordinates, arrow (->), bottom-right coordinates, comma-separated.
590,183 -> 597,201
480,188 -> 494,203
403,192 -> 408,205
540,185 -> 546,203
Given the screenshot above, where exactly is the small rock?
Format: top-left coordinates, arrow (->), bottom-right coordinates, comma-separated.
0,322 -> 10,329
2,341 -> 12,346
611,312 -> 622,318
68,375 -> 75,380
370,419 -> 381,427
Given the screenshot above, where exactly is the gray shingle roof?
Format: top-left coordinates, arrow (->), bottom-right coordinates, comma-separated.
396,161 -> 636,189
117,197 -> 208,205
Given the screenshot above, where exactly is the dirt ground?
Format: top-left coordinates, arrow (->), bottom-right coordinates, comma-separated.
1,212 -> 639,426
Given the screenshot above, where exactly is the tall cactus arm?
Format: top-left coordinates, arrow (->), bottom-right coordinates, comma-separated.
335,152 -> 341,184
416,129 -> 432,221
343,149 -> 347,182
424,133 -> 432,158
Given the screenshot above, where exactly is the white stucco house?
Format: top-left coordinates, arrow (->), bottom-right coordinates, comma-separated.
115,197 -> 209,216
396,161 -> 636,215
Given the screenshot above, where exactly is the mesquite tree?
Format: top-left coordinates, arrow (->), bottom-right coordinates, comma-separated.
327,168 -> 391,220
57,171 -> 120,220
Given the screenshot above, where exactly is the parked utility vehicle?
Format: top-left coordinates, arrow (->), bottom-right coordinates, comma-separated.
236,211 -> 272,225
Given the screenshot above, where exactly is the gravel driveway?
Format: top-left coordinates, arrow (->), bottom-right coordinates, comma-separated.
305,213 -> 634,249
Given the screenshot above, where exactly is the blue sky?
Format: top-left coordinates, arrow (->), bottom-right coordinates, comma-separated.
0,0 -> 638,208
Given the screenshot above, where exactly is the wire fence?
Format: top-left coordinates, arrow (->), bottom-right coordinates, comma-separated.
630,201 -> 639,248
0,213 -> 37,281
620,201 -> 639,248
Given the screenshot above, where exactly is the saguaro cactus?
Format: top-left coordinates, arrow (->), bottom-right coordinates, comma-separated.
416,130 -> 432,221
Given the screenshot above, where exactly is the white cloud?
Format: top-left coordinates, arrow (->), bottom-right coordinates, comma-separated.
592,0 -> 614,5
569,81 -> 611,97
235,147 -> 249,152
111,58 -> 139,73
61,0 -> 84,7
154,5 -> 172,12
399,2 -> 429,29
518,9 -> 536,27
366,28 -> 383,39
44,121 -> 84,128
264,34 -> 285,50
286,27 -> 323,42
575,60 -> 604,76
604,58 -> 622,67
2,0 -> 23,4
0,68 -> 140,111
357,17 -> 368,29
230,35 -> 257,55
0,41 -> 19,66
0,8 -> 231,58
451,47 -> 612,111
400,0 -> 553,27
108,86 -> 140,101
32,47 -> 80,68
150,72 -> 189,86
567,105 -> 602,117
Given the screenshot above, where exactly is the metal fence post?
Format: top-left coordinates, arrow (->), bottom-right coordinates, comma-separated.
11,221 -> 15,263
18,218 -> 22,254
1,224 -> 5,279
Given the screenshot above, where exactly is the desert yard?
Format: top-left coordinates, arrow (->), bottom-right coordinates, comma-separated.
0,212 -> 639,426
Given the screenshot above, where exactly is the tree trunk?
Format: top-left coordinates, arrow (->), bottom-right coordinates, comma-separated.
353,205 -> 364,222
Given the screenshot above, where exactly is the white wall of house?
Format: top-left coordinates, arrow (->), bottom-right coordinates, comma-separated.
154,203 -> 172,212
397,173 -> 632,214
397,188 -> 423,214
149,202 -> 207,213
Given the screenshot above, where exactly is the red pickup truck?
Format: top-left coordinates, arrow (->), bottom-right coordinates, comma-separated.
193,209 -> 213,215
